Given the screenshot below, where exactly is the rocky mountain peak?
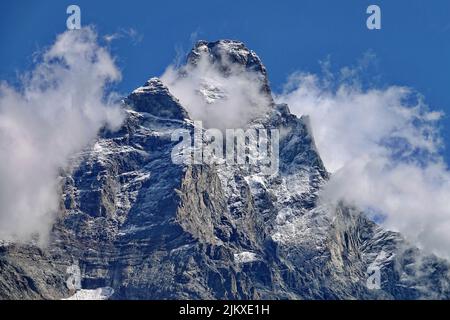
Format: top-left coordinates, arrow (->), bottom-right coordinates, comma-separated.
133,77 -> 169,94
187,40 -> 271,95
124,77 -> 189,120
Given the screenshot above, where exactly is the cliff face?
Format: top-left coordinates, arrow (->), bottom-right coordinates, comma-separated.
1,40 -> 450,300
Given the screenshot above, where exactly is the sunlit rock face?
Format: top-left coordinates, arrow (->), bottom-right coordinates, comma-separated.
1,41 -> 450,300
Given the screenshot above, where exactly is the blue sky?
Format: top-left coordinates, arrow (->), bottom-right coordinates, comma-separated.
1,0 -> 450,162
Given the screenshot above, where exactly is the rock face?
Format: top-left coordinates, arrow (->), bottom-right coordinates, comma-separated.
1,40 -> 450,300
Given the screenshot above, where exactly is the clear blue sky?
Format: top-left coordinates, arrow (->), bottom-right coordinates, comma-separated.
1,0 -> 450,162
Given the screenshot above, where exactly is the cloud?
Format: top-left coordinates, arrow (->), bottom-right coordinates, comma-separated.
276,61 -> 450,259
0,27 -> 124,244
160,44 -> 272,129
172,30 -> 202,68
104,27 -> 143,45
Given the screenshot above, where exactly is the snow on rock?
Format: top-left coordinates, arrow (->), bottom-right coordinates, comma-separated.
271,206 -> 330,247
197,80 -> 227,104
64,287 -> 114,300
234,251 -> 259,264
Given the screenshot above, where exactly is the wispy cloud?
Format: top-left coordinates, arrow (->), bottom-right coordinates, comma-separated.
104,27 -> 143,45
161,42 -> 271,129
0,27 -> 124,244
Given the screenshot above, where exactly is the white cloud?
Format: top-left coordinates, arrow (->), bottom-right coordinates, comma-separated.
104,27 -> 143,45
277,72 -> 442,173
276,65 -> 450,259
0,27 -> 124,244
160,45 -> 271,129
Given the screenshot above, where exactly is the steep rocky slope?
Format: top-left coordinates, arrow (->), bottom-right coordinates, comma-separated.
1,40 -> 450,300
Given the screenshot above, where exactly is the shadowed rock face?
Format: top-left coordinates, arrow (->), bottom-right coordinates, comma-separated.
1,41 -> 450,300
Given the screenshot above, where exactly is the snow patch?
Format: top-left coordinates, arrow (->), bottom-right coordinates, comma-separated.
271,207 -> 330,247
63,287 -> 114,300
234,251 -> 259,264
197,80 -> 227,104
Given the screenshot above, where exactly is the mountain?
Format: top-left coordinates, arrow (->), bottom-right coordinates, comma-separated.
1,40 -> 450,300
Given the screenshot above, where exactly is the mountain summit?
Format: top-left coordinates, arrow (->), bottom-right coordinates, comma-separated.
1,41 -> 450,300
187,40 -> 272,96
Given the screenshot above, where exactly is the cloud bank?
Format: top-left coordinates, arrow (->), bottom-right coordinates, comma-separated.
276,66 -> 450,259
0,27 -> 124,244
